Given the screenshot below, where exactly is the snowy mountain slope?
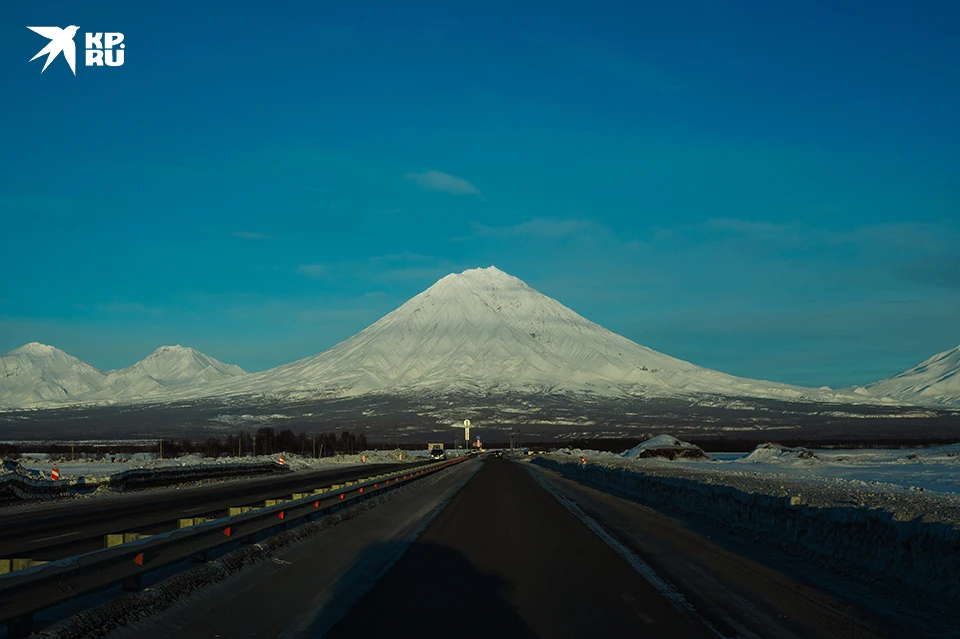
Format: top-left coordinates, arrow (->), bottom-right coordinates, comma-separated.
95,345 -> 247,400
855,346 -> 960,406
0,343 -> 246,409
206,267 -> 876,404
0,343 -> 108,408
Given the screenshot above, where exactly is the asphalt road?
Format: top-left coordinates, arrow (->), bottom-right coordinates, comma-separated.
0,462 -> 418,559
326,457 -> 717,639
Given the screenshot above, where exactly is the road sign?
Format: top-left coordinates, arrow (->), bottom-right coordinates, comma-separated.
51,467 -> 60,481
464,419 -> 471,428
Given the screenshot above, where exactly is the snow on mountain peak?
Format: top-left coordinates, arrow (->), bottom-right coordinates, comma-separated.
148,345 -> 197,359
217,267 -> 864,403
9,342 -> 65,357
104,345 -> 246,394
0,344 -> 107,408
429,266 -> 524,293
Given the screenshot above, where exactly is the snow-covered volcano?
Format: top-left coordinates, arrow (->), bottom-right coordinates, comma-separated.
215,267 -> 865,403
97,345 -> 246,400
856,345 -> 960,406
0,343 -> 108,407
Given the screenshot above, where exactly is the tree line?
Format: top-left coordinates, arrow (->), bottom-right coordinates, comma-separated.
159,428 -> 369,458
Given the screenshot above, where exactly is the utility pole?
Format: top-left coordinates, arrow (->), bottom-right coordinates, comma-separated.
313,434 -> 317,459
159,439 -> 163,460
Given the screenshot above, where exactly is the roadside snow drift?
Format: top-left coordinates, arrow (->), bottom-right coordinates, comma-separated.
742,442 -> 820,465
621,434 -> 707,460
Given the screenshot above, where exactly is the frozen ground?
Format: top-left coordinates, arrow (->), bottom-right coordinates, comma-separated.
684,443 -> 960,495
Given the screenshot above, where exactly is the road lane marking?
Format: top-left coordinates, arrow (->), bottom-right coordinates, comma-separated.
524,465 -> 732,639
180,507 -> 205,513
34,531 -> 82,544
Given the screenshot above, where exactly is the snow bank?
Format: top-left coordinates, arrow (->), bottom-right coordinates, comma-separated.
621,434 -> 706,460
534,451 -> 960,609
742,442 -> 820,465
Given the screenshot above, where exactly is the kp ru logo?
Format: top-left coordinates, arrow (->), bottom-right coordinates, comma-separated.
27,26 -> 125,75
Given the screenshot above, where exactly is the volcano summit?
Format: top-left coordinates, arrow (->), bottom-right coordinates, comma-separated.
206,267 -> 865,404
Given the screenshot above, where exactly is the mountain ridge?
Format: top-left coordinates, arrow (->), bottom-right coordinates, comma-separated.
0,343 -> 245,409
854,345 -> 960,407
1,268 -> 957,410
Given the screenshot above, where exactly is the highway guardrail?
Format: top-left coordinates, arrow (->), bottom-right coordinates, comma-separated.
0,456 -> 467,638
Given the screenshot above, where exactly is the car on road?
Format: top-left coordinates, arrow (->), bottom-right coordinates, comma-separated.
430,446 -> 446,460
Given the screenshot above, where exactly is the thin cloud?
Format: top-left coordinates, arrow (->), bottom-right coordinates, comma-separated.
297,264 -> 327,278
233,231 -> 275,240
473,218 -> 593,240
94,302 -> 165,316
702,218 -> 960,253
704,218 -> 806,245
898,254 -> 960,289
406,170 -> 481,196
371,252 -> 434,265
375,267 -> 449,282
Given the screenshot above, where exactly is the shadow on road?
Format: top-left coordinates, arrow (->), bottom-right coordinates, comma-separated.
320,540 -> 537,639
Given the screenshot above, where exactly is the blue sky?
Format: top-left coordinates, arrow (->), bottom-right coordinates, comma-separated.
1,0 -> 958,387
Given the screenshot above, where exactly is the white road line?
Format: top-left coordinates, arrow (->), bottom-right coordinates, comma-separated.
524,465 -> 732,639
33,531 -> 82,544
180,507 -> 205,513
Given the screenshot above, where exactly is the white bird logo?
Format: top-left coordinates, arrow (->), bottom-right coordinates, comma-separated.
27,26 -> 80,75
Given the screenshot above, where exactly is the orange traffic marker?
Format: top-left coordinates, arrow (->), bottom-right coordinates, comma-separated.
340,494 -> 344,500
278,511 -> 285,520
224,527 -> 232,536
133,553 -> 144,566
359,487 -> 363,493
314,501 -> 319,508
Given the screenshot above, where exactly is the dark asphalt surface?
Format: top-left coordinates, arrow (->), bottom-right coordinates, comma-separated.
0,462 -> 418,558
327,457 -> 716,639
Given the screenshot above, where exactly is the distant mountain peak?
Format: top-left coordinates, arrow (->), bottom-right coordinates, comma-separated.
149,345 -> 195,357
0,342 -> 245,409
9,342 -> 64,356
